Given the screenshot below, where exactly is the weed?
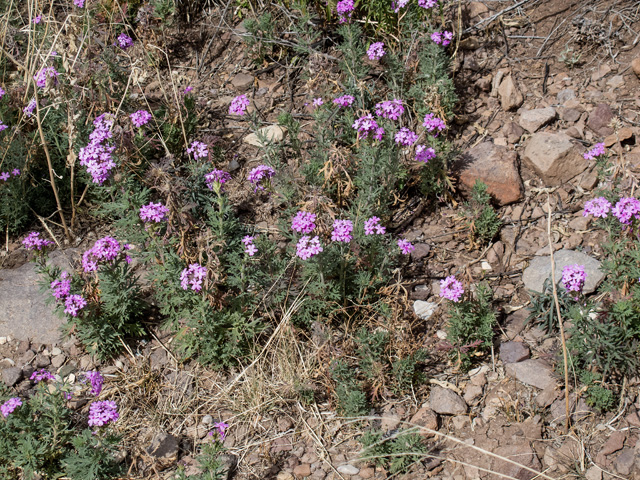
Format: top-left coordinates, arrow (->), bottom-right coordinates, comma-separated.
462,180 -> 502,246
360,429 -> 428,475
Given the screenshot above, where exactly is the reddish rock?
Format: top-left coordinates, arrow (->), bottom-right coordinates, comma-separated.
498,75 -> 524,111
600,430 -> 626,456
503,122 -> 524,144
457,141 -> 524,206
409,406 -> 439,438
293,463 -> 311,478
522,132 -> 586,185
493,443 -> 542,480
588,104 -> 615,136
603,127 -> 634,147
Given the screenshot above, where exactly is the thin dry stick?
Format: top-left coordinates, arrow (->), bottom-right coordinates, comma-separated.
547,194 -> 570,434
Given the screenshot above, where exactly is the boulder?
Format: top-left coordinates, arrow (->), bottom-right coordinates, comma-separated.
522,132 -> 586,185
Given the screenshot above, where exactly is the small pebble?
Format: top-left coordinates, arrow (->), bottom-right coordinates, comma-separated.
337,464 -> 359,475
202,415 -> 213,425
0,337 -> 7,345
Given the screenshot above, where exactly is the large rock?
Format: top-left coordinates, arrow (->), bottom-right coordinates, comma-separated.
505,359 -> 556,390
429,386 -> 468,415
522,249 -> 604,294
457,141 -> 524,206
522,132 -> 586,185
587,104 -> 615,136
0,249 -> 74,344
519,107 -> 557,133
243,125 -> 287,147
498,75 -> 524,111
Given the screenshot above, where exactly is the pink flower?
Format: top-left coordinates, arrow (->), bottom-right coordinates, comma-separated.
583,197 -> 611,218
423,113 -> 446,136
64,294 -> 87,317
229,95 -> 250,116
367,42 -> 385,61
242,236 -> 258,256
333,95 -> 355,108
247,165 -> 275,192
312,98 -> 324,107
205,169 -> 232,191
336,0 -> 354,23
292,211 -> 316,234
331,219 -> 353,242
88,400 -> 119,427
394,128 -> 418,146
397,239 -> 414,255
440,276 -> 464,302
353,114 -> 384,140
140,202 -> 169,223
34,66 -> 58,88
418,0 -> 438,8
130,110 -> 152,127
583,143 -> 606,161
612,197 -> 640,226
74,0 -> 85,6
374,99 -> 404,120
116,33 -> 134,49
562,265 -> 586,294
187,141 -> 208,160
296,236 -> 323,260
415,145 -> 436,163
1,397 -> 22,417
364,216 -> 386,235
181,263 -> 207,292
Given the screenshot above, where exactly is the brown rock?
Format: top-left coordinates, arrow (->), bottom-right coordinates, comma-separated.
231,73 -> 254,91
146,432 -> 180,469
559,107 -> 582,124
519,107 -> 557,133
499,341 -> 530,363
498,75 -> 524,111
505,359 -> 556,389
429,386 -> 468,415
503,122 -> 524,144
464,1 -> 489,23
522,132 -> 587,185
632,58 -> 640,78
603,127 -> 634,147
600,430 -> 626,456
614,448 -> 635,476
588,104 -> 615,136
359,467 -> 375,479
409,406 -> 439,438
457,141 -> 523,206
494,443 -> 542,480
293,463 -> 311,478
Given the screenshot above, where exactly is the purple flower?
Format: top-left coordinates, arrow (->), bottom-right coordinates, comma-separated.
64,294 -> 87,317
242,236 -> 257,256
34,66 -> 58,88
415,144 -> 436,163
88,400 -> 119,427
83,371 -> 104,396
612,197 -> 640,226
51,271 -> 71,300
82,236 -> 122,273
74,0 -> 85,6
1,398 -> 22,417
583,197 -> 611,218
442,31 -> 454,46
423,113 -> 446,136
183,86 -> 193,95
23,98 -> 37,117
374,99 -> 404,120
367,42 -> 385,61
248,165 -> 275,192
140,202 -> 169,223
430,32 -> 442,44
33,15 -> 42,24
336,0 -> 354,23
11,169 -> 20,176
181,263 -> 207,292
312,98 -> 324,107
22,232 -> 54,251
116,33 -> 133,49
397,239 -> 414,255
0,172 -> 9,181
0,87 -> 5,98
364,216 -> 386,235
0,121 -> 7,132
205,169 -> 232,191
187,141 -> 208,160
331,219 -> 353,242
562,265 -> 586,294
392,0 -> 409,12
79,113 -> 116,184
229,94 -> 250,116
394,128 -> 418,146
30,369 -> 55,383
583,142 -> 606,161
209,421 -> 229,440
130,110 -> 152,127
292,211 -> 317,234
352,114 -> 384,140
333,95 -> 355,108
440,275 -> 464,302
418,0 -> 438,8
296,236 -> 323,260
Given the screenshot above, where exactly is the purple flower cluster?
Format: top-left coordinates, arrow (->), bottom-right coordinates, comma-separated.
84,370 -> 104,396
88,400 -> 119,427
79,113 -> 116,185
0,169 -> 19,181
140,202 -> 169,223
116,33 -> 134,49
34,66 -> 58,88
64,294 -> 87,317
583,197 -> 611,218
562,265 -> 586,294
312,98 -> 324,107
1,397 -> 22,417
22,232 -> 54,251
415,144 -> 436,163
130,110 -> 151,127
296,236 -> 323,260
205,169 -> 232,191
394,127 -> 418,146
210,421 -> 229,440
336,0 -> 354,23
33,14 -> 42,24
229,94 -> 250,116
392,0 -> 410,13
0,87 -> 5,98
367,42 -> 385,61
181,263 -> 207,292
364,216 -> 386,235
612,197 -> 640,226
423,113 -> 446,135
331,219 -> 353,242
440,275 -> 464,302
31,369 -> 55,383
431,31 -> 453,46
418,0 -> 438,7
74,0 -> 85,6
82,236 -> 122,273
51,271 -> 71,300
23,98 -> 37,117
333,95 -> 355,108
397,239 -> 414,255
242,236 -> 257,256
248,165 -> 275,192
187,141 -> 208,160
583,142 -> 605,161
352,114 -> 385,140
292,211 -> 317,234
374,99 -> 404,120
0,121 -> 7,132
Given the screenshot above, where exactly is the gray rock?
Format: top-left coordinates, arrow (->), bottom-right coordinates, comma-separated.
615,449 -> 635,476
505,359 -> 556,390
559,107 -> 582,123
499,341 -> 530,364
557,89 -> 576,104
522,132 -> 587,185
0,249 -> 74,344
429,386 -> 468,415
58,363 -> 76,378
231,73 -> 254,91
522,249 -> 604,294
498,75 -> 524,111
585,466 -> 602,480
146,432 -> 180,469
51,354 -> 66,369
519,107 -> 557,133
243,125 -> 287,147
380,414 -> 402,432
336,464 -> 359,475
2,367 -> 23,386
413,301 -> 438,321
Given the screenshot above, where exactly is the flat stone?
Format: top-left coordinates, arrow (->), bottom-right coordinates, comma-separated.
522,132 -> 587,185
519,107 -> 557,133
499,341 -> 530,363
146,432 -> 180,469
587,104 -> 615,136
293,463 -> 311,477
231,73 -> 254,91
614,448 -> 635,476
429,386 -> 468,415
600,430 -> 626,456
336,465 -> 359,475
413,301 -> 438,321
603,127 -> 634,147
503,121 -> 525,144
493,443 -> 542,480
606,75 -> 624,89
557,89 -> 576,104
51,354 -> 66,369
558,107 -> 581,123
380,414 -> 402,432
498,75 -> 524,111
359,467 -> 375,479
585,466 -> 602,480
456,141 -> 524,206
243,125 -> 287,147
2,367 -> 23,386
522,249 -> 604,294
411,243 -> 430,260
463,384 -> 483,406
410,406 -> 439,437
505,359 -> 556,389
591,64 -> 611,81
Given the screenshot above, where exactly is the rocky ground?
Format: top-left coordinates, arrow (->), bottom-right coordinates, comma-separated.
3,0 -> 640,479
